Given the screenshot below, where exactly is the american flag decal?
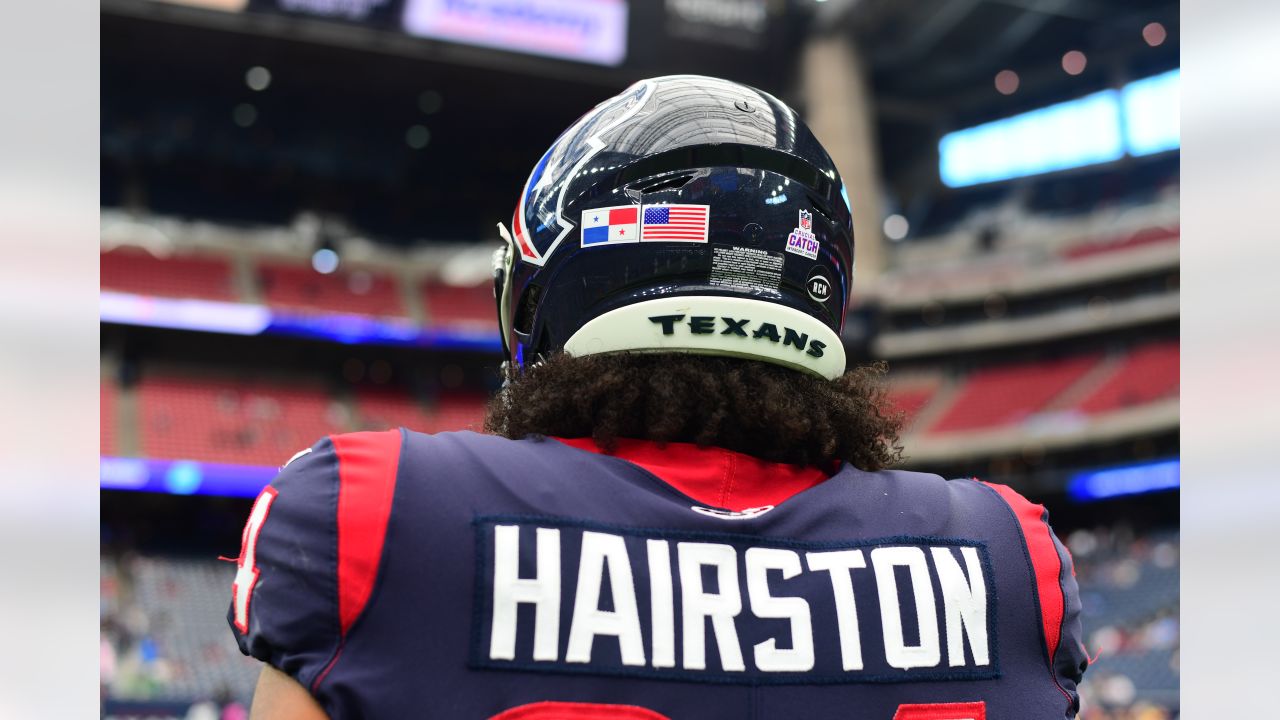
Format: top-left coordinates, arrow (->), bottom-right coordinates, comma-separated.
640,204 -> 710,243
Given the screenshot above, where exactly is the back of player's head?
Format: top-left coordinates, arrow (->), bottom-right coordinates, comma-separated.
495,75 -> 854,380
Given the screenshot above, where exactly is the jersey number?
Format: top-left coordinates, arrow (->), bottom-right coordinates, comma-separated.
491,701 -> 985,720
232,486 -> 278,633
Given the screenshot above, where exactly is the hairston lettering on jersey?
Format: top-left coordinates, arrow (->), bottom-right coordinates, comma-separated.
471,517 -> 997,684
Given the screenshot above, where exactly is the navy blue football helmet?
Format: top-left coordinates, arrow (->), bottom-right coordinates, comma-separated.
494,75 -> 854,379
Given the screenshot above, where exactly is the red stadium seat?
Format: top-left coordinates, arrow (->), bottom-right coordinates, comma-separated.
258,262 -> 406,317
356,388 -> 489,433
1062,226 -> 1179,261
424,392 -> 489,433
421,279 -> 498,329
355,388 -> 438,433
356,387 -> 488,434
101,248 -> 236,300
928,355 -> 1100,433
138,374 -> 347,465
884,383 -> 937,431
1077,342 -> 1179,414
102,378 -> 117,455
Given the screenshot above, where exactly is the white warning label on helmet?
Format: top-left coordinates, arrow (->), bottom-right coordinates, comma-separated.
709,245 -> 783,293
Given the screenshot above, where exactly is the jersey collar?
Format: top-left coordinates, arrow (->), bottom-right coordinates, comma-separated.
552,436 -> 831,512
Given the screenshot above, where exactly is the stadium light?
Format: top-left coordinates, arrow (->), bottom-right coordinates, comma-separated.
1062,50 -> 1087,76
1143,22 -> 1167,47
883,214 -> 909,241
1122,69 -> 1180,156
418,90 -> 443,115
994,69 -> 1019,95
245,66 -> 271,91
939,90 -> 1123,187
312,247 -> 340,274
232,103 -> 257,128
937,69 -> 1178,187
406,124 -> 431,150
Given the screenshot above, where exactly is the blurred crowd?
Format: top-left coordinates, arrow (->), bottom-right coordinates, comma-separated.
101,552 -> 251,719
1070,526 -> 1180,719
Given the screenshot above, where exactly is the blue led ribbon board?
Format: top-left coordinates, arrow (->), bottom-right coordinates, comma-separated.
101,456 -> 278,498
1068,458 -> 1180,502
100,291 -> 502,352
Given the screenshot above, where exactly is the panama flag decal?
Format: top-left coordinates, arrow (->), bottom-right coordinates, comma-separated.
581,206 -> 641,247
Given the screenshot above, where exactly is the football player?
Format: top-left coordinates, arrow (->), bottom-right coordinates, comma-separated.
229,75 -> 1088,719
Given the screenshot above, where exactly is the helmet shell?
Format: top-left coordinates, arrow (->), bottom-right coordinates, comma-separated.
500,75 -> 854,378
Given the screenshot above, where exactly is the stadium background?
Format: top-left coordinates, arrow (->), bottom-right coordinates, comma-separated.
98,1 -> 1179,718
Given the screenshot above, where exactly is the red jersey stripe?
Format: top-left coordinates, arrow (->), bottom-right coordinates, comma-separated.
982,481 -> 1065,668
331,430 -> 403,636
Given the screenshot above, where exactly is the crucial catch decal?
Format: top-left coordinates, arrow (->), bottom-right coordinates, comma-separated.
471,516 -> 999,684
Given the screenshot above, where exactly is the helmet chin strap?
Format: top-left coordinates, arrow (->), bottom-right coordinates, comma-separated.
493,222 -> 517,372
494,221 -> 551,389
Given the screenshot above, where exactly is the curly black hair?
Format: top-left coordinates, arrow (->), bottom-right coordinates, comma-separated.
485,352 -> 904,470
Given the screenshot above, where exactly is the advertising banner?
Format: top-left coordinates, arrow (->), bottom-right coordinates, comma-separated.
402,0 -> 629,66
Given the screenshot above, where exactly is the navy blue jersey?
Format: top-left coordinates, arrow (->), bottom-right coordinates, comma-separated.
228,430 -> 1087,719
